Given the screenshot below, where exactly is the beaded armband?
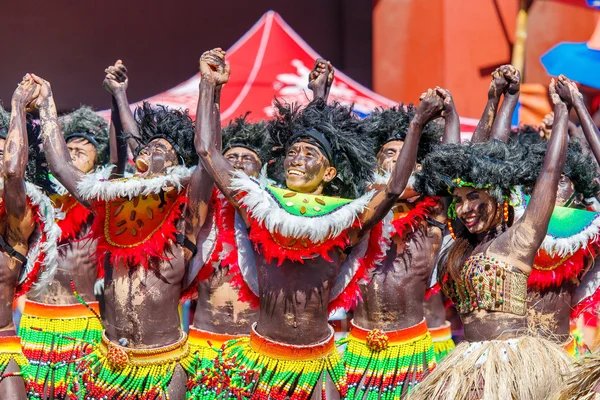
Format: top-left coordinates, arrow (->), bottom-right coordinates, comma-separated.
444,254 -> 528,316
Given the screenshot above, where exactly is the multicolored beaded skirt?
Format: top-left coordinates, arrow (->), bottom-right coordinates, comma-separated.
343,318 -> 436,400
0,335 -> 29,383
570,322 -> 589,358
181,325 -> 247,375
429,321 -> 455,362
410,335 -> 573,400
67,330 -> 189,400
187,323 -> 347,400
19,300 -> 102,399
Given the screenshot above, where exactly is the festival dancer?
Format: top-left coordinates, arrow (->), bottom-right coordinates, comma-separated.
193,51 -> 442,399
29,72 -> 213,399
182,111 -> 272,379
411,78 -> 574,400
0,76 -> 60,400
19,105 -> 110,400
341,99 -> 447,399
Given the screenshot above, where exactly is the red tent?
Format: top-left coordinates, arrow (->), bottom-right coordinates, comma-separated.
100,11 -> 478,133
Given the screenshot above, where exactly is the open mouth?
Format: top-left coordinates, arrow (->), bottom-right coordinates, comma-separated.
463,215 -> 479,228
287,168 -> 305,177
135,158 -> 149,173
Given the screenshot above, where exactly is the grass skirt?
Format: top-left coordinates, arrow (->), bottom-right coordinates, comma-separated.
554,352 -> 600,400
409,335 -> 573,400
343,318 -> 436,400
19,300 -> 102,399
187,323 -> 347,400
428,321 -> 455,363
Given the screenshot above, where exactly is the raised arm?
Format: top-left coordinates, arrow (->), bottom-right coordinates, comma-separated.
560,75 -> 600,167
490,65 -> 520,142
30,74 -> 88,207
436,87 -> 461,144
494,80 -> 569,268
358,89 -> 443,235
4,77 -> 38,249
103,62 -> 129,177
196,52 -> 240,210
471,67 -> 509,143
308,58 -> 334,102
104,61 -> 140,154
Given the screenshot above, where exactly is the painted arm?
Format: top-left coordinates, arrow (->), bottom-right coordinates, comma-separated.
4,78 -> 38,256
436,87 -> 460,144
497,82 -> 569,268
563,77 -> 600,167
196,54 -> 239,209
308,58 -> 334,102
104,61 -> 141,154
30,74 -> 88,207
490,66 -> 520,142
471,67 -> 509,143
358,89 -> 443,235
104,62 -> 131,177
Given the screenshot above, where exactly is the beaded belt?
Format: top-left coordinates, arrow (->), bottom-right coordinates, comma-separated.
429,321 -> 452,342
249,323 -> 336,361
349,318 -> 429,351
188,325 -> 247,349
0,336 -> 23,355
23,300 -> 100,319
99,331 -> 189,369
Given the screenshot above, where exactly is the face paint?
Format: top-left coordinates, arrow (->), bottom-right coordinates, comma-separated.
453,187 -> 501,234
224,147 -> 262,178
555,175 -> 576,207
283,141 -> 336,194
67,137 -> 97,173
377,140 -> 404,174
134,138 -> 178,177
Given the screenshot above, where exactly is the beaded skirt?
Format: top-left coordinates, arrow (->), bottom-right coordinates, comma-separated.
0,336 -> 29,385
343,318 -> 436,400
67,330 -> 189,400
428,321 -> 455,363
181,325 -> 248,376
19,300 -> 102,399
410,335 -> 573,400
187,323 -> 347,400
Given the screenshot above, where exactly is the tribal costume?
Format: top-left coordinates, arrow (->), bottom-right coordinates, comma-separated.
66,103 -> 201,399
428,321 -> 455,362
341,105 -> 444,399
410,140 -> 574,400
21,107 -> 108,399
190,100 -> 388,400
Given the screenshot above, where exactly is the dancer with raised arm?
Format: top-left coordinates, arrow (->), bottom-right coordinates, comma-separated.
411,78 -> 574,400
29,70 -> 213,399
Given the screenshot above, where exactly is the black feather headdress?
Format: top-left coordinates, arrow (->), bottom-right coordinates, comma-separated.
60,106 -> 109,166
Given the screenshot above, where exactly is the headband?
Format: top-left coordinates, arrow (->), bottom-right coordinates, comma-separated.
286,129 -> 334,164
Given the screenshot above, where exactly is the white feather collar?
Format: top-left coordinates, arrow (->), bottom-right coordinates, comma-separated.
230,171 -> 374,243
77,165 -> 194,201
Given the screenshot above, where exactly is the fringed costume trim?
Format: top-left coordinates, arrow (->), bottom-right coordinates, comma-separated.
187,323 -> 347,400
410,335 -> 573,400
19,300 -> 102,399
343,319 -> 436,400
428,321 -> 455,362
68,331 -> 189,400
0,336 -> 29,383
181,325 -> 247,376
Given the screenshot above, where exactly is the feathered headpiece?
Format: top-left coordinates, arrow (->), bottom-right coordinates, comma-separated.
222,113 -> 272,164
59,106 -> 109,166
132,102 -> 198,167
267,99 -> 376,199
363,104 -> 443,162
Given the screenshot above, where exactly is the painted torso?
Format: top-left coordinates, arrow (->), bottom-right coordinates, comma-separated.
354,198 -> 444,331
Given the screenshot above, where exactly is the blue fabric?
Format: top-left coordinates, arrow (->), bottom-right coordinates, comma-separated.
541,42 -> 600,89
